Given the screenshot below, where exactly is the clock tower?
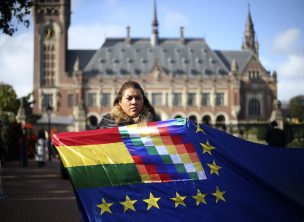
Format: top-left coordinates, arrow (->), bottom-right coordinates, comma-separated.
32,0 -> 71,114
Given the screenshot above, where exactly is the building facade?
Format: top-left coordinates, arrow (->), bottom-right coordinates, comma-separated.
32,0 -> 278,132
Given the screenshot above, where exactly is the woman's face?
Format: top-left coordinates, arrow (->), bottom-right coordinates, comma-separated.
119,87 -> 144,118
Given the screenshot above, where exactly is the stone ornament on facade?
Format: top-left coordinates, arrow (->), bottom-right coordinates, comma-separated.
44,26 -> 54,39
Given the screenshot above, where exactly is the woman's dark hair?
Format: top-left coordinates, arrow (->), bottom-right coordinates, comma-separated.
113,81 -> 157,116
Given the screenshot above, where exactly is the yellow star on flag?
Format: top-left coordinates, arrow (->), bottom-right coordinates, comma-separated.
212,186 -> 226,203
200,140 -> 215,155
97,198 -> 113,215
192,189 -> 207,205
207,160 -> 222,176
143,192 -> 161,210
196,122 -> 206,134
170,192 -> 187,208
120,195 -> 137,212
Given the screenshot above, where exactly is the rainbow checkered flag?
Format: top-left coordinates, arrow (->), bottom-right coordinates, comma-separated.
52,118 -> 304,222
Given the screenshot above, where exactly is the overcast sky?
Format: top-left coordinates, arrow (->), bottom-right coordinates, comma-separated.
0,0 -> 303,102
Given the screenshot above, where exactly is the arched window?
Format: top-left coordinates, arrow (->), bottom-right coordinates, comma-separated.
189,115 -> 197,122
216,115 -> 225,125
174,115 -> 183,119
249,98 -> 260,116
202,115 -> 211,125
216,115 -> 226,131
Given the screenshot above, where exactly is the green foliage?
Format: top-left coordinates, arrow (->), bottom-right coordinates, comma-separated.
289,95 -> 304,122
21,92 -> 40,124
284,123 -> 304,147
0,0 -> 33,36
246,127 -> 257,134
0,83 -> 20,114
292,124 -> 304,140
256,125 -> 268,141
287,139 -> 304,148
283,123 -> 294,144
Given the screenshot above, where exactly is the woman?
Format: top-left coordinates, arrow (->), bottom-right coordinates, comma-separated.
36,130 -> 47,167
97,81 -> 159,129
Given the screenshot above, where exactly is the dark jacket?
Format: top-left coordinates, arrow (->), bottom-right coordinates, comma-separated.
97,105 -> 160,129
97,113 -> 122,129
265,127 -> 287,147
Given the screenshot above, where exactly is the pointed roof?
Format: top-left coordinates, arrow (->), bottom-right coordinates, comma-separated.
242,4 -> 259,56
66,50 -> 96,74
245,4 -> 254,37
151,0 -> 159,46
152,0 -> 159,27
214,50 -> 253,73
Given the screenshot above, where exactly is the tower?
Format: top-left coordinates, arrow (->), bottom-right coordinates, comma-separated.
242,4 -> 259,56
32,0 -> 71,114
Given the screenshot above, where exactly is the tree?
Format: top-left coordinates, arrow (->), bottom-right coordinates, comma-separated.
21,92 -> 40,124
289,95 -> 304,122
0,83 -> 20,114
0,0 -> 33,36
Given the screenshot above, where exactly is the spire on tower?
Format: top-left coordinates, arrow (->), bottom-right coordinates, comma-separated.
242,3 -> 259,56
152,0 -> 159,28
151,0 -> 159,46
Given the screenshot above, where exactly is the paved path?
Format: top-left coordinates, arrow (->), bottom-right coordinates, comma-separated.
0,159 -> 80,222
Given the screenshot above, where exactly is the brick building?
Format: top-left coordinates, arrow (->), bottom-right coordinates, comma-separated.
33,0 -> 278,132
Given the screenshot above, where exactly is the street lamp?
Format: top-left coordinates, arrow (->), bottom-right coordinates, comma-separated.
46,102 -> 53,161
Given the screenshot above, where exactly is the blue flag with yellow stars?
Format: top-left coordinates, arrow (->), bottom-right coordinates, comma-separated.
53,118 -> 304,222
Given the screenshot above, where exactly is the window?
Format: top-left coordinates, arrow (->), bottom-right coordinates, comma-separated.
152,93 -> 162,106
234,92 -> 238,105
68,94 -> 74,107
215,93 -> 224,106
216,115 -> 226,131
216,115 -> 225,125
256,71 -> 260,79
101,93 -> 111,106
189,115 -> 197,122
249,98 -> 260,116
174,115 -> 183,119
43,94 -> 53,108
202,115 -> 211,125
249,70 -> 260,80
87,93 -> 97,107
201,93 -> 210,106
173,93 -> 182,106
165,93 -> 168,106
187,93 -> 196,106
43,42 -> 56,86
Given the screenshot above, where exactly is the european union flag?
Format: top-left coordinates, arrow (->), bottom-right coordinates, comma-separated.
52,118 -> 304,222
